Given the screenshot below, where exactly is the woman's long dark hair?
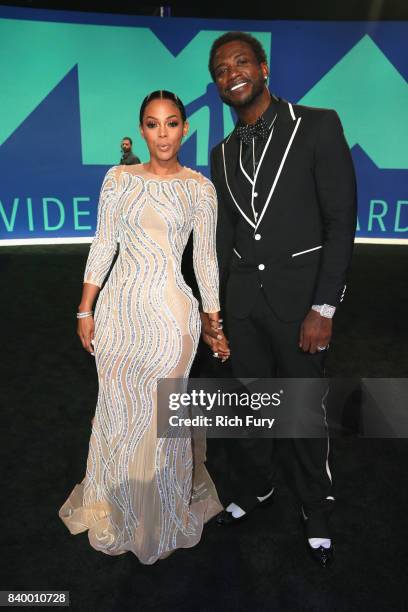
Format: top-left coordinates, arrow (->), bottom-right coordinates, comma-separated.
139,90 -> 187,124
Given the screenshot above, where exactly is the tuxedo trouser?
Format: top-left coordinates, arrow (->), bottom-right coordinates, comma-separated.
212,288 -> 334,529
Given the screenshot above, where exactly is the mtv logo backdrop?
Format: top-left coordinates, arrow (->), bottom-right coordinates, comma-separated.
0,7 -> 407,244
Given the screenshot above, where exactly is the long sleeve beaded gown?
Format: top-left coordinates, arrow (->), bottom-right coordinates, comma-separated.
58,164 -> 223,564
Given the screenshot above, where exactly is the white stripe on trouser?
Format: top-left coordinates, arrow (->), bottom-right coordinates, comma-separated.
321,384 -> 332,484
302,384 -> 333,520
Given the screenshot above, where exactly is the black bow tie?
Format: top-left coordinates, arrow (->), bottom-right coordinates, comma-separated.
236,116 -> 269,145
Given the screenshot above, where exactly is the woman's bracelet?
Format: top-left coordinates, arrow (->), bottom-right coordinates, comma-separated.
76,311 -> 93,319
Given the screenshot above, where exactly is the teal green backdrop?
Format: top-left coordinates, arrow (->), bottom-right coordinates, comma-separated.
0,7 -> 407,243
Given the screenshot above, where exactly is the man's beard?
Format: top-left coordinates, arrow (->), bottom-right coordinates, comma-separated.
220,77 -> 265,109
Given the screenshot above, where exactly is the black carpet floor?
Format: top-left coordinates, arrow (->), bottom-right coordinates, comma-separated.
1,244 -> 408,612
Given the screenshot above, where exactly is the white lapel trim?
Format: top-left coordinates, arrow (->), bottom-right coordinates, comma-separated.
222,142 -> 256,229
250,123 -> 275,220
288,102 -> 296,121
250,114 -> 277,222
252,121 -> 275,186
240,113 -> 278,222
254,115 -> 302,232
239,140 -> 254,187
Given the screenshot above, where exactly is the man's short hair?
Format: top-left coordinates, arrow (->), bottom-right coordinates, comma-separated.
122,137 -> 132,145
208,31 -> 268,81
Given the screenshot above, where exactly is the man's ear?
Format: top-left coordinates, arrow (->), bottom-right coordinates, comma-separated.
261,62 -> 269,81
183,120 -> 189,137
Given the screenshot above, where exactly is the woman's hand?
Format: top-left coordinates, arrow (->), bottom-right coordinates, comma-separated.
203,313 -> 231,362
206,333 -> 230,362
201,312 -> 219,346
77,316 -> 95,355
77,284 -> 100,355
215,333 -> 231,362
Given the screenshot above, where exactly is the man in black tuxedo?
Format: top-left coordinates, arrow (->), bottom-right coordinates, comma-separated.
202,31 -> 357,567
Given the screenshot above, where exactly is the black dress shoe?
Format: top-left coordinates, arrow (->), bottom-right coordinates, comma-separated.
307,542 -> 334,567
215,509 -> 249,526
257,491 -> 275,508
216,492 -> 275,526
301,514 -> 334,567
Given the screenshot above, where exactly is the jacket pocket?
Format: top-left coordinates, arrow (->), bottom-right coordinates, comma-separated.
291,245 -> 322,258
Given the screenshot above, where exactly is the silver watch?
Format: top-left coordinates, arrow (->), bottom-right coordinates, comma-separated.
312,304 -> 336,319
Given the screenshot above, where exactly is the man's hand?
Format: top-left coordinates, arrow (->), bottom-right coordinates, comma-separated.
299,309 -> 332,354
200,312 -> 230,361
200,311 -> 219,342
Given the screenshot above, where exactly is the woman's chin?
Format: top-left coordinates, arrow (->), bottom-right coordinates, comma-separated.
155,153 -> 175,162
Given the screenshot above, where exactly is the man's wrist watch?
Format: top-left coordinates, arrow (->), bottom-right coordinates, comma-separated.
312,304 -> 336,319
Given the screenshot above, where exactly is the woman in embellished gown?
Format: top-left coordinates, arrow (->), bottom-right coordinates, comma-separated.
58,90 -> 230,564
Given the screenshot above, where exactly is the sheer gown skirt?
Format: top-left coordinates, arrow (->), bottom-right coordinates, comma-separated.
58,273 -> 222,564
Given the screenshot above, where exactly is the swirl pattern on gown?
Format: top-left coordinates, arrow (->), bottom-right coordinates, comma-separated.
59,164 -> 222,564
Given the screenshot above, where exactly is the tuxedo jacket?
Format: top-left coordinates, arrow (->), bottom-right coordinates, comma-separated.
210,97 -> 357,322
